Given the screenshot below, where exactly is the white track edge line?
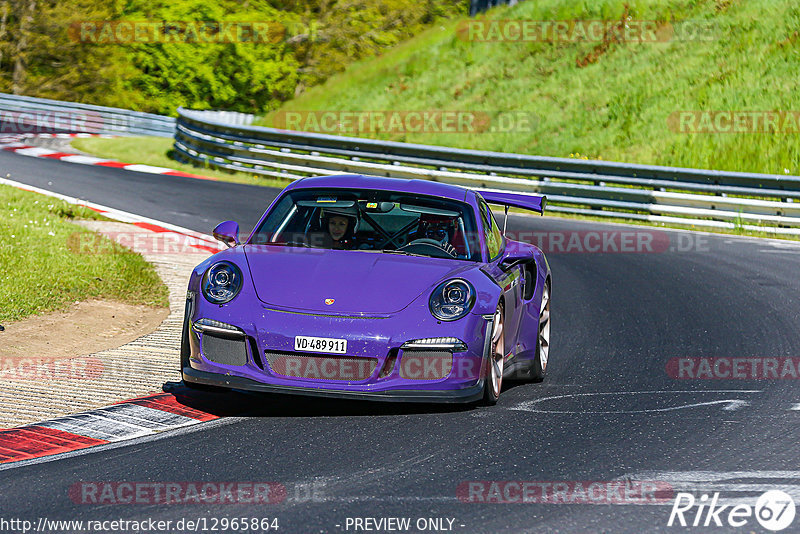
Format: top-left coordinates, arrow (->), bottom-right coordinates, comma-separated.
0,176 -> 218,244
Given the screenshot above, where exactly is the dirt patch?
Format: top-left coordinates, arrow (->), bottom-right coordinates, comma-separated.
575,6 -> 630,68
0,299 -> 168,361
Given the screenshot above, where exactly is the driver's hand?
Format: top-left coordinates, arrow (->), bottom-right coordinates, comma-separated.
442,243 -> 458,257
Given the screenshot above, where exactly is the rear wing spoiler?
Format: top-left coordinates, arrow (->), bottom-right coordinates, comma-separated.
476,190 -> 547,214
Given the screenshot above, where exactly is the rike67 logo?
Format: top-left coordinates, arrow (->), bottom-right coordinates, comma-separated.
668,490 -> 796,531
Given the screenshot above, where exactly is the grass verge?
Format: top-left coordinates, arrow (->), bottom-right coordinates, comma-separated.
0,184 -> 169,322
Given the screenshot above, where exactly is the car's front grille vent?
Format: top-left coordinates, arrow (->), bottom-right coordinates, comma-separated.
264,351 -> 377,381
249,337 -> 264,369
378,348 -> 399,378
202,334 -> 248,366
399,350 -> 453,380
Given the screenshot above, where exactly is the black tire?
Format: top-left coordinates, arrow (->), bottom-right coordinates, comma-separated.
531,281 -> 551,382
482,302 -> 505,405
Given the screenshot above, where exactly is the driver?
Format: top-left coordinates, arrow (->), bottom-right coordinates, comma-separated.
416,216 -> 458,257
320,207 -> 358,249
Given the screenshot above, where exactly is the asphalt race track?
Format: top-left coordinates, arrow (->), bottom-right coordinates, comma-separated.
2,149 -> 800,533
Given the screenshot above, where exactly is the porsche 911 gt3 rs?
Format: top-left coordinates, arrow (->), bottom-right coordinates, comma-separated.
181,174 -> 551,404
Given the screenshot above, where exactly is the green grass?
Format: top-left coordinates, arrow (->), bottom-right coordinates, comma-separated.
70,137 -> 294,188
257,0 -> 800,176
0,185 -> 169,322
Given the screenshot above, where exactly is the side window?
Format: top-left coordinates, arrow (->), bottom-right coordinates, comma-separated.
478,198 -> 504,260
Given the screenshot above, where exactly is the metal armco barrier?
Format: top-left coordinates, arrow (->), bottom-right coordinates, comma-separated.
469,0 -> 520,17
0,93 -> 175,137
174,108 -> 800,235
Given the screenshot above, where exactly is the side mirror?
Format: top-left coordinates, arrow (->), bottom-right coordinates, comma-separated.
499,248 -> 530,271
213,220 -> 240,248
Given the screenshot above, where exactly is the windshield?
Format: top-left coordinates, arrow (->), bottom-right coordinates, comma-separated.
250,188 -> 482,261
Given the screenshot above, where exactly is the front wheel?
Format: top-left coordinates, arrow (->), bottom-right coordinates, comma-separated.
482,302 -> 505,405
531,281 -> 551,382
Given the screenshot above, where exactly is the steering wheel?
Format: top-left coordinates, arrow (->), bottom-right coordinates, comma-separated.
397,238 -> 457,258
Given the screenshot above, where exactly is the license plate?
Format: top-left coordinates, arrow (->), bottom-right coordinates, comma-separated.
294,335 -> 347,354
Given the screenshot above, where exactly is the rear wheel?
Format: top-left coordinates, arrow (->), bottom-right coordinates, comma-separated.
531,281 -> 550,382
482,302 -> 505,405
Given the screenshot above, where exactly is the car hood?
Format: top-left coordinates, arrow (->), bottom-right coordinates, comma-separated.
244,245 -> 476,314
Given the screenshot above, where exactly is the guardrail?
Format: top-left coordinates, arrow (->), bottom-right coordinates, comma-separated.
174,108 -> 800,235
0,93 -> 175,137
469,0 -> 519,16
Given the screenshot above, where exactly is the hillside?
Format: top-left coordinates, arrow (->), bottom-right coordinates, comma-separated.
261,0 -> 800,175
0,0 -> 464,115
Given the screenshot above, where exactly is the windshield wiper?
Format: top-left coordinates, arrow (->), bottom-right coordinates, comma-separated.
264,241 -> 311,248
379,249 -> 427,257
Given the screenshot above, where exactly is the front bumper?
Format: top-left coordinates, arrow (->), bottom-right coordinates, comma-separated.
182,294 -> 491,404
182,367 -> 485,403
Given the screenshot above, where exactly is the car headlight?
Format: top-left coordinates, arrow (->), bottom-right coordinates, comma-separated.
429,279 -> 475,321
202,261 -> 243,304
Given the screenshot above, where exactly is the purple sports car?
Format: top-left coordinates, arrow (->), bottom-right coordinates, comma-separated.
180,175 -> 551,404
